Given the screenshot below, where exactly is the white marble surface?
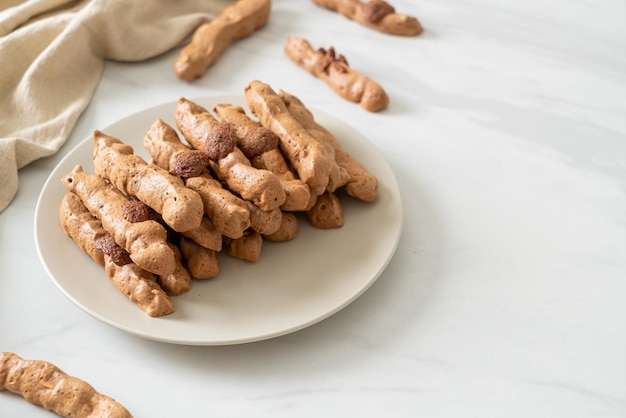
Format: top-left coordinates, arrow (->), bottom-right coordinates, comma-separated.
1,0 -> 625,416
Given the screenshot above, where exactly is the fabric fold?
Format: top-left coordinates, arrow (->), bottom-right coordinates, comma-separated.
0,0 -> 234,212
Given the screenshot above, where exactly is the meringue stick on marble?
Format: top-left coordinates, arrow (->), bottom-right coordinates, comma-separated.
284,36 -> 389,112
0,352 -> 133,418
311,0 -> 423,36
174,0 -> 272,80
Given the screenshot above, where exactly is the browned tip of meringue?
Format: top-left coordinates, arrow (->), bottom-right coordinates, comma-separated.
204,122 -> 237,160
121,200 -> 154,223
95,235 -> 132,266
239,126 -> 280,159
169,150 -> 211,179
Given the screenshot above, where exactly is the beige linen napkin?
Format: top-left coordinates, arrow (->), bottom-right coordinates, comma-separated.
0,0 -> 234,213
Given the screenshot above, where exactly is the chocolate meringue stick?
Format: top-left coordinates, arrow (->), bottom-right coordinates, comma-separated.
59,192 -> 175,317
62,165 -> 176,276
1,352 -> 133,418
174,97 -> 286,212
212,103 -> 314,211
142,117 -> 251,240
311,0 -> 423,36
92,130 -> 204,233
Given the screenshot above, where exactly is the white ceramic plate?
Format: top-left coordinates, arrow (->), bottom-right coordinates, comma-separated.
35,95 -> 402,345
